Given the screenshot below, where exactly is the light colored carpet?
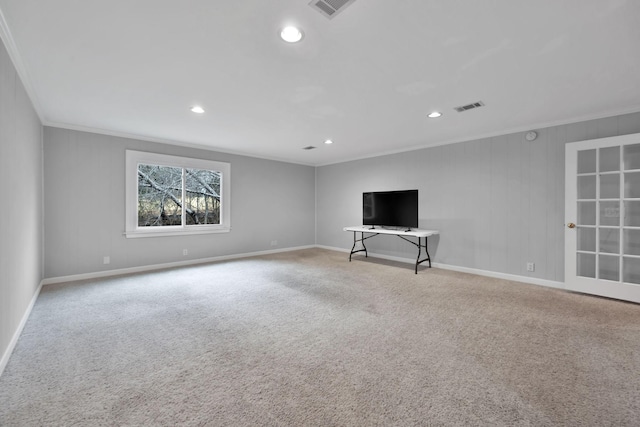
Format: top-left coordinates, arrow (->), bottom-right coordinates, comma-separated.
1,248 -> 639,426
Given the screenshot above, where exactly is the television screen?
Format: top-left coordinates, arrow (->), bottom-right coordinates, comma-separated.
363,190 -> 418,229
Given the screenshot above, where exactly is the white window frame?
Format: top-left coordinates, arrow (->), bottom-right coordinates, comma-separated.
125,150 -> 230,238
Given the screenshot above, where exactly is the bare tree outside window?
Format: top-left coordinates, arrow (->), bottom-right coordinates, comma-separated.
126,151 -> 230,237
185,168 -> 221,225
137,164 -> 221,227
138,164 -> 182,226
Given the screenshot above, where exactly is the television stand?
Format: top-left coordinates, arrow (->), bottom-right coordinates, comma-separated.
343,226 -> 439,274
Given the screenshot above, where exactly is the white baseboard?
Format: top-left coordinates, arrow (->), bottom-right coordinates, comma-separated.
431,262 -> 565,290
41,245 -> 316,285
315,244 -> 350,253
317,245 -> 565,290
0,280 -> 43,378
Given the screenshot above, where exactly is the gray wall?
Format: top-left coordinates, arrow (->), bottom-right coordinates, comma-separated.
317,112 -> 640,282
43,127 -> 316,278
0,39 -> 43,364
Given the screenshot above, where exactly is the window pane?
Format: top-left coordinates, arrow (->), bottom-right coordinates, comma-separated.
577,227 -> 596,252
137,164 -> 182,227
126,150 -> 231,237
625,201 -> 640,226
577,201 -> 596,226
599,201 -> 620,226
599,255 -> 619,281
623,257 -> 640,284
623,229 -> 640,256
600,146 -> 620,172
599,228 -> 619,254
623,143 -> 640,170
185,168 -> 222,225
578,175 -> 596,199
577,253 -> 595,278
624,172 -> 640,198
578,149 -> 596,174
600,174 -> 620,199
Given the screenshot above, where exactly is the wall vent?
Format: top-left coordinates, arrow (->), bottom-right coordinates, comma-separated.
454,101 -> 485,113
309,0 -> 357,19
302,146 -> 317,150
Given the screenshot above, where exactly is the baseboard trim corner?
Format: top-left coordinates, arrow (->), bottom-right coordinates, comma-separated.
314,244 -> 350,253
319,245 -> 565,290
432,262 -> 565,290
41,245 -> 317,285
0,280 -> 43,378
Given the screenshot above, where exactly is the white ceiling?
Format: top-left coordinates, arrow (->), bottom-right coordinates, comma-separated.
1,0 -> 639,166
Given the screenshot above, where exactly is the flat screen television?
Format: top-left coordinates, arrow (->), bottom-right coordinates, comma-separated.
363,189 -> 418,230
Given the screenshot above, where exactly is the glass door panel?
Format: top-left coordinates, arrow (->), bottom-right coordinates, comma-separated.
600,146 -> 620,172
625,201 -> 640,226
600,174 -> 620,199
623,143 -> 640,170
577,228 -> 596,252
625,172 -> 640,198
599,201 -> 620,226
599,255 -> 619,281
578,175 -> 596,199
567,135 -> 640,302
578,149 -> 597,173
578,201 -> 596,225
623,257 -> 640,284
623,143 -> 640,286
623,229 -> 640,256
599,228 -> 620,254
577,253 -> 596,278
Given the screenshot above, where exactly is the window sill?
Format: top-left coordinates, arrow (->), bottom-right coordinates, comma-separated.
125,227 -> 231,238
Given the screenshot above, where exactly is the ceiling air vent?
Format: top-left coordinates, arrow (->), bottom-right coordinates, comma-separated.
309,0 -> 357,19
302,146 -> 317,150
454,101 -> 485,113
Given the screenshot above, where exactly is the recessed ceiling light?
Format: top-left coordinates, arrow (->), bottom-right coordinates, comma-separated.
191,106 -> 205,114
280,26 -> 304,43
427,111 -> 442,118
324,139 -> 333,145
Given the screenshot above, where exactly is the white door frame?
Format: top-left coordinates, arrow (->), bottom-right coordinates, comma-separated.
565,133 -> 640,303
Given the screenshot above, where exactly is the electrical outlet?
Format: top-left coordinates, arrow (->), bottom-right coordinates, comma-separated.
271,240 -> 278,246
526,262 -> 535,272
103,256 -> 110,265
183,249 -> 188,256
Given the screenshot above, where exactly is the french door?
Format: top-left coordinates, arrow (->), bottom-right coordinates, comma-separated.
565,133 -> 640,303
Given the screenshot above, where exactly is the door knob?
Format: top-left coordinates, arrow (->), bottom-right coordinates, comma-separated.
567,222 -> 576,229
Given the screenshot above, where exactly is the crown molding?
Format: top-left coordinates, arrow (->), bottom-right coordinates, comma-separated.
317,105 -> 640,167
43,120 -> 316,167
0,6 -> 45,122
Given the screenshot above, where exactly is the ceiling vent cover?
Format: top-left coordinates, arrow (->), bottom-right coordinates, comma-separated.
309,0 -> 357,19
302,146 -> 317,150
454,101 -> 485,113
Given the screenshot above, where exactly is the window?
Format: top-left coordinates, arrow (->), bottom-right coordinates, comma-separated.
126,150 -> 230,237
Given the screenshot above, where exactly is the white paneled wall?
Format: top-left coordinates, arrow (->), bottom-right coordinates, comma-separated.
43,128 -> 316,279
0,38 -> 43,371
316,112 -> 640,282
